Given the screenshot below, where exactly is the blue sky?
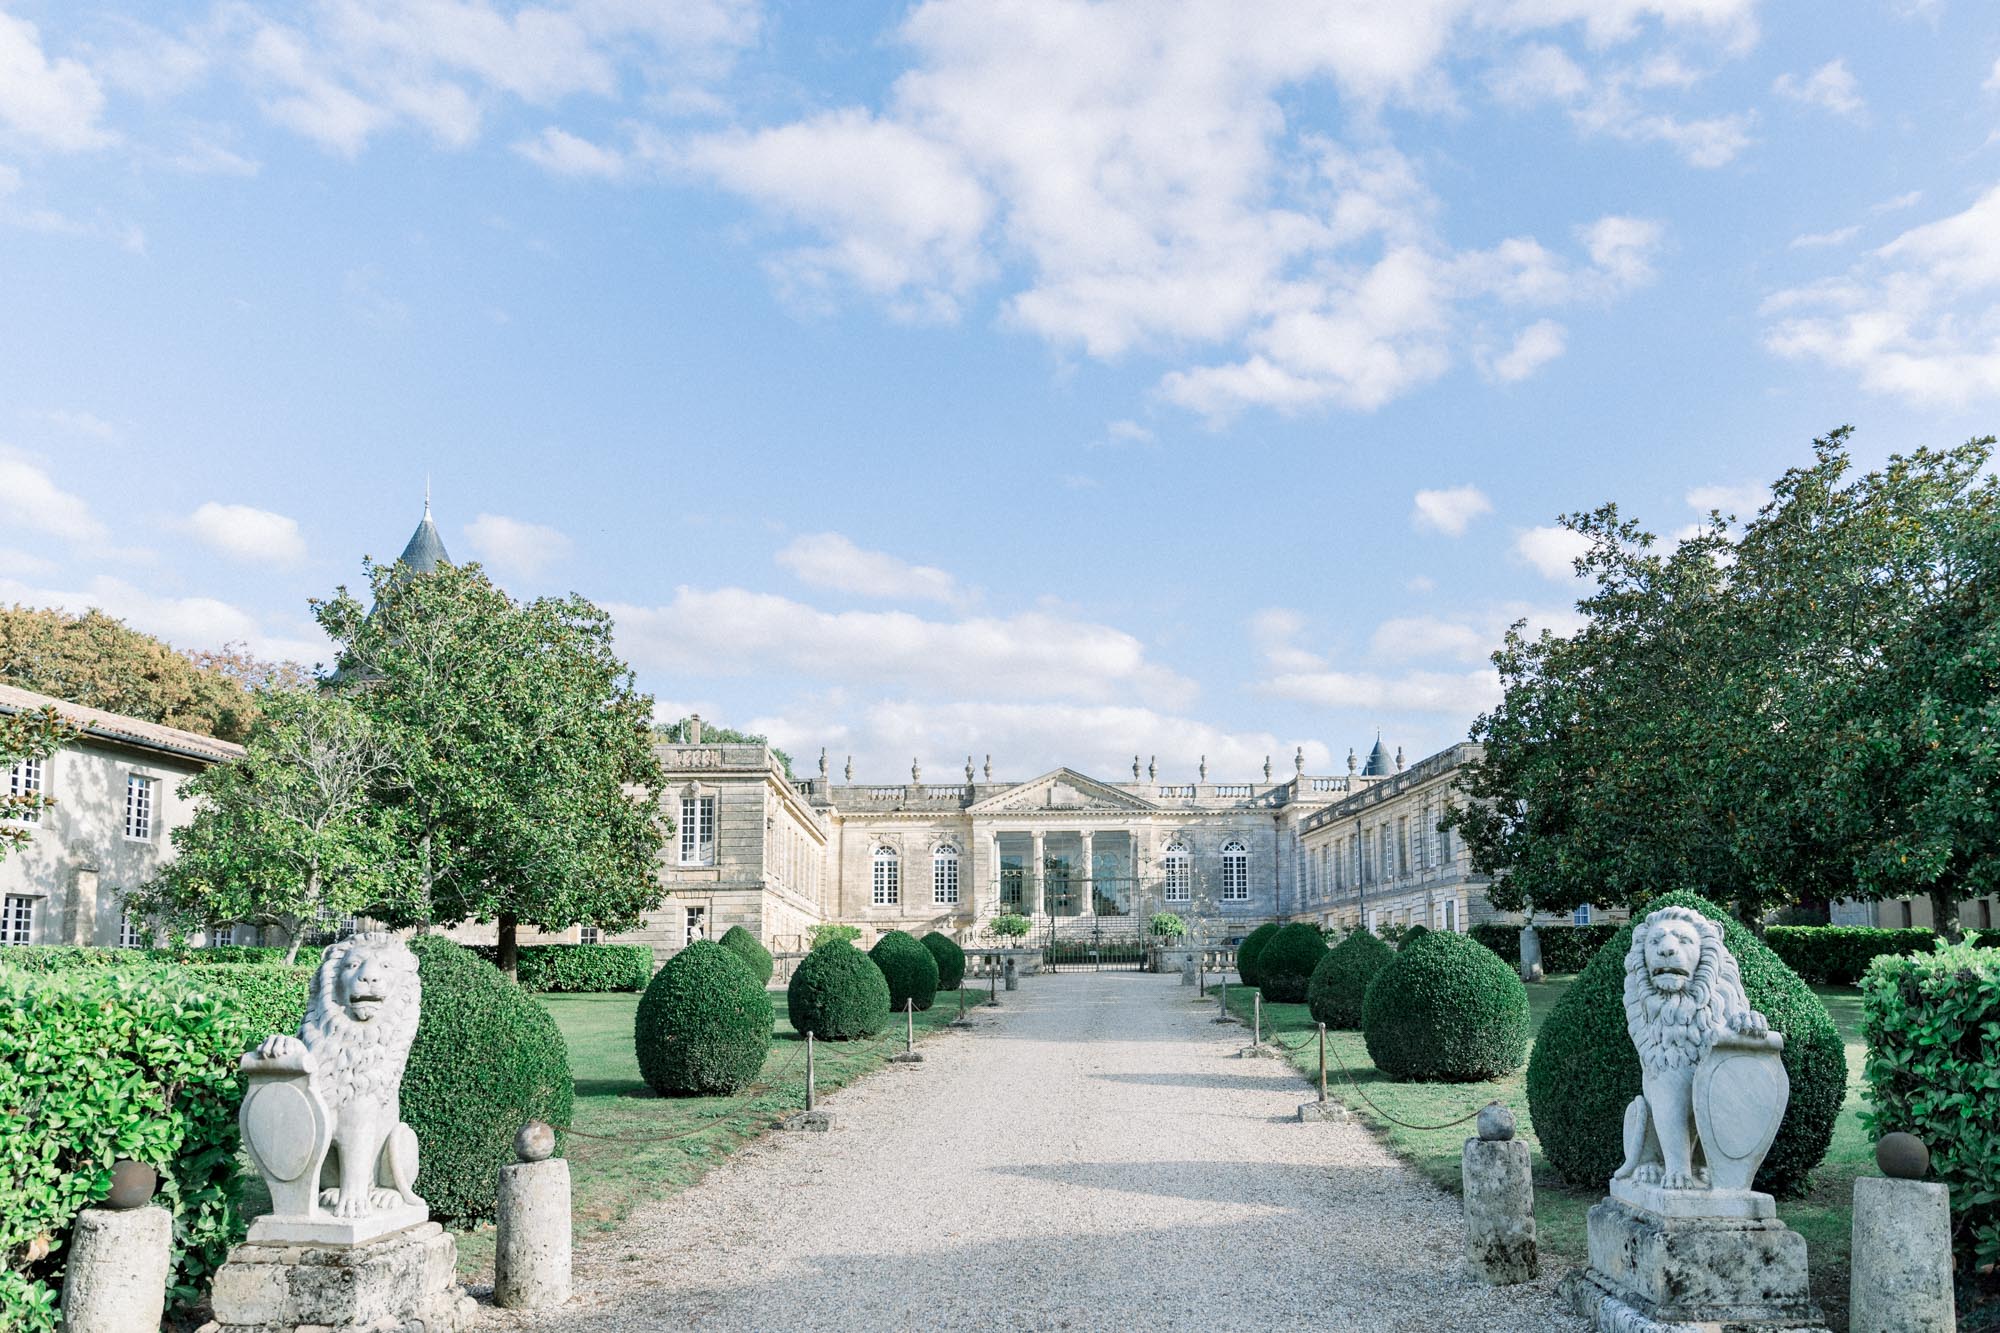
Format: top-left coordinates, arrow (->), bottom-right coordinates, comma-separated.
3,0 -> 1998,783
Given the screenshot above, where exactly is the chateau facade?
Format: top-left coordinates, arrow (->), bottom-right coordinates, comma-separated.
616,728 -> 1506,961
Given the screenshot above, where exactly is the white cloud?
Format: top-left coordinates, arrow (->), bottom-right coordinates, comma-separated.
1405,574 -> 1437,593
1102,419 -> 1154,446
1249,607 -> 1326,674
1411,484 -> 1495,536
464,513 -> 573,579
1790,225 -> 1858,249
187,502 -> 307,565
1773,59 -> 1863,119
33,408 -> 120,441
1488,43 -> 1755,167
775,532 -> 961,605
515,126 -> 624,179
1986,58 -> 2000,94
1369,616 -> 1492,663
1479,318 -> 1568,382
607,586 -> 1195,710
1764,184 -> 2000,407
0,10 -> 113,152
1873,190 -> 1923,214
0,573 -> 327,666
1685,481 -> 1766,516
1261,665 -> 1503,716
0,452 -> 104,543
1515,524 -> 1592,579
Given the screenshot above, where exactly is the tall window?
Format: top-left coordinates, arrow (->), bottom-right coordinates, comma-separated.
932,844 -> 960,906
1220,840 -> 1249,902
1397,817 -> 1409,876
124,774 -> 154,841
679,794 -> 715,865
119,913 -> 146,948
1573,903 -> 1593,926
8,757 -> 43,823
871,846 -> 900,906
1163,841 -> 1192,902
1444,898 -> 1459,932
1,895 -> 32,945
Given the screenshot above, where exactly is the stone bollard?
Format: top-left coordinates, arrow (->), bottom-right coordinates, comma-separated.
60,1160 -> 171,1333
1004,957 -> 1018,991
1462,1104 -> 1537,1285
495,1121 -> 571,1310
1850,1134 -> 1954,1333
1181,953 -> 1197,986
1518,924 -> 1544,984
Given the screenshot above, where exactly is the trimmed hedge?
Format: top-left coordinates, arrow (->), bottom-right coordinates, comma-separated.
1257,922 -> 1329,1004
869,930 -> 940,1013
1362,930 -> 1531,1082
1863,942 -> 2000,1272
182,962 -> 312,1041
920,931 -> 966,991
1307,929 -> 1394,1030
0,944 -> 291,971
634,940 -> 773,1096
1765,926 -> 1942,986
1526,891 -> 1844,1196
787,941 -> 892,1040
1235,922 -> 1281,987
0,967 -> 260,1331
403,936 -> 573,1223
717,925 -> 775,987
468,943 -> 654,992
1468,923 -> 1622,976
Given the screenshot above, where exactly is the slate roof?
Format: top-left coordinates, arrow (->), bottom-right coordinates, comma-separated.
395,502 -> 451,574
1362,735 -> 1392,777
0,682 -> 244,765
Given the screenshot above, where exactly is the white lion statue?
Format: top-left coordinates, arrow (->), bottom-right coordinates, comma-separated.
246,932 -> 425,1222
1612,906 -> 1768,1191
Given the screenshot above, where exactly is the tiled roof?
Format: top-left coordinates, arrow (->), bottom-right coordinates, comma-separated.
396,503 -> 450,574
0,682 -> 245,764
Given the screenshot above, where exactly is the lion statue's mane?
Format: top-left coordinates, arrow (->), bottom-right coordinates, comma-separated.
1622,906 -> 1746,1070
300,932 -> 421,1116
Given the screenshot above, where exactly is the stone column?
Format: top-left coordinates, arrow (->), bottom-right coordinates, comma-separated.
1030,830 -> 1046,918
59,1206 -> 171,1331
496,1124 -> 572,1309
1850,1174 -> 1954,1332
1079,830 -> 1096,918
986,832 -> 1002,913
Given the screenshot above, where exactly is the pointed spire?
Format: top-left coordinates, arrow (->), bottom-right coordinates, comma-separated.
395,491 -> 450,575
1363,732 -> 1393,777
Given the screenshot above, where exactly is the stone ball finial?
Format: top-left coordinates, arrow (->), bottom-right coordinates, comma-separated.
516,1120 -> 557,1163
984,754 -> 992,780
1295,744 -> 1306,775
1875,1131 -> 1929,1180
965,755 -> 975,782
1476,1104 -> 1516,1142
912,758 -> 921,784
818,747 -> 829,778
1133,755 -> 1142,780
1347,747 -> 1358,774
105,1159 -> 158,1209
1148,755 -> 1157,781
1395,745 -> 1406,772
1198,755 -> 1207,782
844,755 -> 853,782
1263,755 -> 1272,781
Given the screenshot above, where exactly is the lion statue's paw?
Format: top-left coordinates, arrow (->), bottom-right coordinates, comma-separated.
1633,1164 -> 1663,1184
1728,1009 -> 1769,1038
256,1034 -> 302,1060
318,1188 -> 371,1218
1660,1169 -> 1701,1190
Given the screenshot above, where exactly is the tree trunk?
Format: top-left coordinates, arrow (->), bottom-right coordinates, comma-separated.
497,912 -> 520,981
1929,886 -> 1964,943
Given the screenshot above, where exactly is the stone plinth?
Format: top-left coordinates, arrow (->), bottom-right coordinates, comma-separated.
1849,1177 -> 1955,1333
247,1199 -> 430,1247
1296,1099 -> 1350,1122
1565,1198 -> 1828,1332
496,1158 -> 571,1310
210,1221 -> 475,1332
59,1206 -> 172,1332
1463,1138 -> 1536,1285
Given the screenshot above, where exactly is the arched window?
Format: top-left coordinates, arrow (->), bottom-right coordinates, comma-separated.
871,846 -> 900,906
1220,840 -> 1249,902
932,844 -> 960,906
1163,841 -> 1192,902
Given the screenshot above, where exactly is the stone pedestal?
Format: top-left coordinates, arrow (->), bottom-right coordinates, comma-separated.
1463,1138 -> 1536,1285
1564,1198 -> 1829,1332
59,1205 -> 171,1332
496,1158 -> 571,1310
1296,1099 -> 1350,1123
210,1221 -> 475,1332
1849,1177 -> 1954,1333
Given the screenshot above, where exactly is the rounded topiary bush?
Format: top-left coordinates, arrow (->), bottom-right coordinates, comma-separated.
716,924 -> 775,986
1527,890 -> 1844,1196
1362,929 -> 1530,1082
404,935 -> 574,1222
1307,929 -> 1394,1030
920,931 -> 966,991
1257,922 -> 1329,1004
634,940 -> 774,1096
1236,922 -> 1281,987
1401,924 -> 1429,946
787,941 -> 892,1040
869,929 -> 940,1013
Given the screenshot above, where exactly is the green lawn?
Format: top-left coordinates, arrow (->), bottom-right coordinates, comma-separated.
1222,978 -> 1872,1329
453,986 -> 988,1278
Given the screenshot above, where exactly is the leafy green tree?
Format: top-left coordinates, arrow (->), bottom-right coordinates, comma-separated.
131,689 -> 418,963
0,606 -> 301,744
315,560 -> 669,977
0,706 -> 73,862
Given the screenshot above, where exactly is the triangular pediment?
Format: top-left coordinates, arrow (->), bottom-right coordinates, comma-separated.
967,768 -> 1158,815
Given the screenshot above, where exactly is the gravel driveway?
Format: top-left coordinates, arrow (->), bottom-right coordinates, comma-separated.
483,971 -> 1584,1332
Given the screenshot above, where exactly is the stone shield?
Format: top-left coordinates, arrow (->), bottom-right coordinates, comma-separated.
1692,1032 -> 1789,1192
